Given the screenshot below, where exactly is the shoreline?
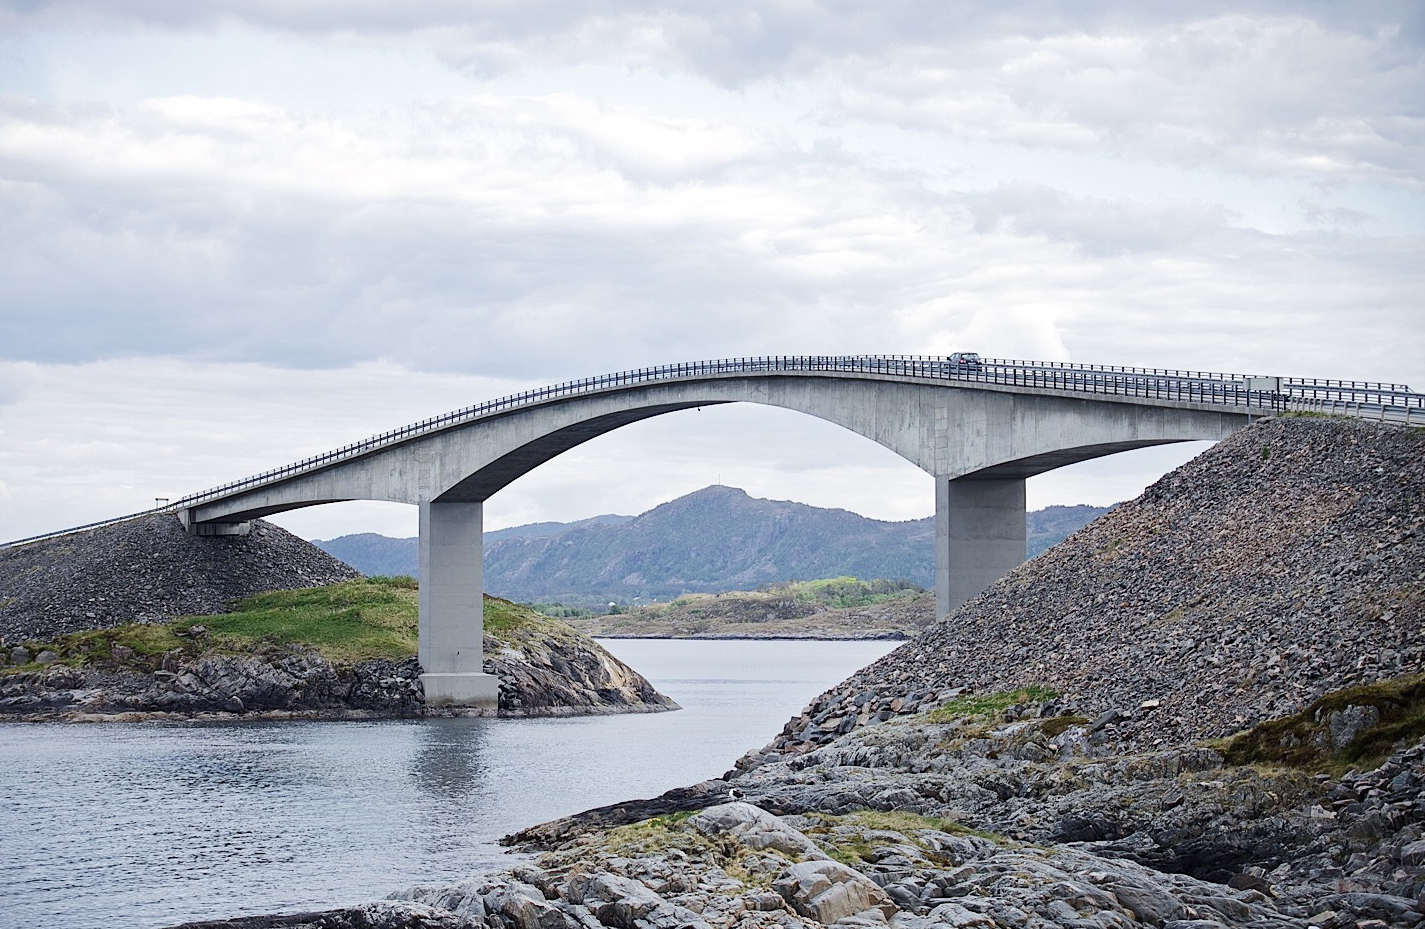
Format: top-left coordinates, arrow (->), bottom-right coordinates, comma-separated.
0,700 -> 683,724
590,633 -> 911,641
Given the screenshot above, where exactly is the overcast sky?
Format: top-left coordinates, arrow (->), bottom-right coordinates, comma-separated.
1,1 -> 1421,542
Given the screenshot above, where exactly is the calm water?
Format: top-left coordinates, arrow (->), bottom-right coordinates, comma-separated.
0,638 -> 898,929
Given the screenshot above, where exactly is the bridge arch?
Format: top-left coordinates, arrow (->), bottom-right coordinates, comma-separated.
176,358 -> 1263,708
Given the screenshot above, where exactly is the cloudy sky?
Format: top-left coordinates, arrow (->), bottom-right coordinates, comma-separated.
1,1 -> 1421,543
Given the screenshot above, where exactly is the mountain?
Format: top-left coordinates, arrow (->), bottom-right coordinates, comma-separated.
314,488 -> 1109,604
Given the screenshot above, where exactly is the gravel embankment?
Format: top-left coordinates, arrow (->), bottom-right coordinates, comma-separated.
746,417 -> 1424,763
0,515 -> 361,643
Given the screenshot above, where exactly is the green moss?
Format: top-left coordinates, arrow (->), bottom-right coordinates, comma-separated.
800,809 -> 1005,865
558,810 -> 779,890
924,686 -> 1059,724
3,622 -> 202,674
1219,672 -> 1425,774
827,841 -> 875,866
1039,715 -> 1090,738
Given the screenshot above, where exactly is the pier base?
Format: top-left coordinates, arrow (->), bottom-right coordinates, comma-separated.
420,672 -> 500,709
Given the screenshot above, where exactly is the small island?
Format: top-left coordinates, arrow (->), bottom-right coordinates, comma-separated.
0,517 -> 677,720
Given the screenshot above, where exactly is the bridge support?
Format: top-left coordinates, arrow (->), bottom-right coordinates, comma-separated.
418,500 -> 499,710
936,476 -> 1027,618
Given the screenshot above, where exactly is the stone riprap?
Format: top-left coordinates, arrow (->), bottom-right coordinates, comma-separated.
742,418 -> 1423,764
0,515 -> 361,643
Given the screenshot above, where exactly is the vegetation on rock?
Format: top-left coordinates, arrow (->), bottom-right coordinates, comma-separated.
923,685 -> 1059,724
1,578 -> 677,718
1220,670 -> 1425,774
564,576 -> 934,639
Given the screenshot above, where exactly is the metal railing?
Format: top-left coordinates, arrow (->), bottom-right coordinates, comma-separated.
4,355 -> 1420,549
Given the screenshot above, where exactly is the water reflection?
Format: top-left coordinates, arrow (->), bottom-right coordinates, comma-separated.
0,639 -> 898,929
410,718 -> 490,798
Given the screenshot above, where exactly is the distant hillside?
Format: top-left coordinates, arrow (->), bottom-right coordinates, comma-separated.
316,514 -> 632,578
314,488 -> 1110,604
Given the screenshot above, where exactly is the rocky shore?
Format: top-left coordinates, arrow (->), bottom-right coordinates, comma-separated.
160,417 -> 1424,929
0,591 -> 677,720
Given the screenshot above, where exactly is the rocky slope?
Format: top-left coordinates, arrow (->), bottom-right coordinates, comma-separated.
0,514 -> 361,643
743,417 -> 1423,763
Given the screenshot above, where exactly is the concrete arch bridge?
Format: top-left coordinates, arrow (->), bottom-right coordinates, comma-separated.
47,356 -> 1425,708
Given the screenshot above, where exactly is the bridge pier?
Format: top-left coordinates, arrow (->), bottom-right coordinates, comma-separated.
936,476 -> 1027,617
417,500 -> 499,709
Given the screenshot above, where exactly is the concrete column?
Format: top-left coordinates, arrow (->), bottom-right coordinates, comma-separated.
935,476 -> 1027,617
417,499 -> 499,709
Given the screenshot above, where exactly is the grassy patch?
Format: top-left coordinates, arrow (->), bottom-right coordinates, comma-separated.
2,579 -> 564,670
781,577 -> 925,608
1219,672 -> 1425,774
634,577 -> 926,617
924,686 -> 1059,724
5,622 -> 201,673
484,596 -> 538,637
199,578 -> 420,662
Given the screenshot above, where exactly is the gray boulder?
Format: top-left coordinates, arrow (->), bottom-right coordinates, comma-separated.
688,801 -> 829,860
773,859 -> 897,925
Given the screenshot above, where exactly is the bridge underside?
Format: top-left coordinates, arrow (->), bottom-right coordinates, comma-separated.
180,375 -> 1249,707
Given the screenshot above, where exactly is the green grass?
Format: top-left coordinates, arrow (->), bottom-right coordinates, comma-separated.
483,595 -> 539,637
780,576 -> 924,608
6,622 -> 199,672
1219,672 -> 1425,774
199,577 -> 420,662
2,578 -> 553,670
634,576 -> 926,616
924,686 -> 1059,724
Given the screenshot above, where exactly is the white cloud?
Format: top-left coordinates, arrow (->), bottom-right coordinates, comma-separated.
843,13 -> 1425,189
0,1 -> 1421,542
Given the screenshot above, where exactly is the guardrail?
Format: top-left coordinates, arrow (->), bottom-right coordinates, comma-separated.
4,355 -> 1420,549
